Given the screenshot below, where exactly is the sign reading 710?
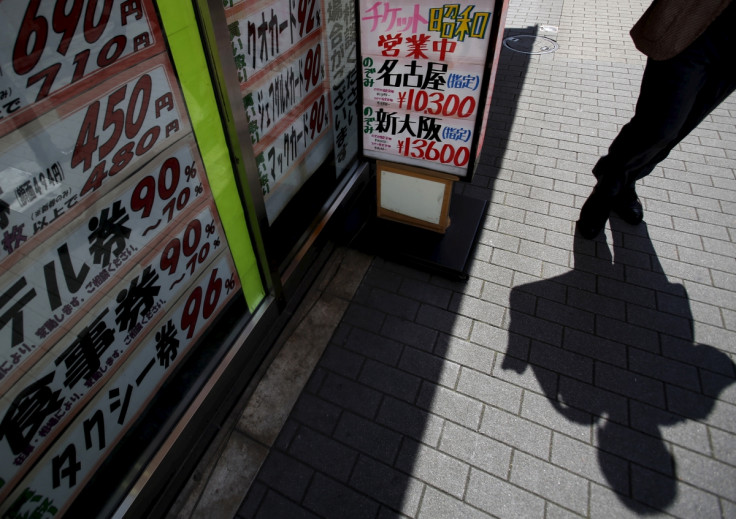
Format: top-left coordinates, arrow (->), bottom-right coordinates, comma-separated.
0,54 -> 190,265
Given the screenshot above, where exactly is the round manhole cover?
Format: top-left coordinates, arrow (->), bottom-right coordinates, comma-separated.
503,35 -> 559,54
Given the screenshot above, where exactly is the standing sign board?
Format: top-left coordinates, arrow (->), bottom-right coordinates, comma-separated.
359,1 -> 495,179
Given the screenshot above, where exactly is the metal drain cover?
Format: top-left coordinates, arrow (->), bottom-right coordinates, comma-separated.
503,34 -> 559,54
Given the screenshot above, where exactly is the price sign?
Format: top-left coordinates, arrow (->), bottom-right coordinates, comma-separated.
227,0 -> 335,223
0,0 -> 164,137
0,203 -> 229,497
359,1 -> 494,177
242,32 -> 326,145
0,54 -> 190,265
0,138 -> 210,386
256,91 -> 333,211
226,0 -> 322,84
0,252 -> 240,514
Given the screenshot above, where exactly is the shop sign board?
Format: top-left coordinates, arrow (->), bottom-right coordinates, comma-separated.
323,0 -> 360,176
359,1 -> 495,178
0,1 -> 248,514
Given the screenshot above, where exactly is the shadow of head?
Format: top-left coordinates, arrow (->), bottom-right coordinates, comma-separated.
502,219 -> 735,512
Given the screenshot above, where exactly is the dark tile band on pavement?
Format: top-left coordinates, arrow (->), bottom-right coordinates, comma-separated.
173,0 -> 736,517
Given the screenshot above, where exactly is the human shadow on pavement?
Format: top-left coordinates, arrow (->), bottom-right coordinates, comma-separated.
502,218 -> 736,513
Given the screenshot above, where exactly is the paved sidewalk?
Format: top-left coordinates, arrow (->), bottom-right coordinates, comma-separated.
175,0 -> 736,516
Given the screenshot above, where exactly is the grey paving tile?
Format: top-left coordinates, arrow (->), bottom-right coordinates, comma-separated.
318,372 -> 383,420
359,359 -> 422,404
349,455 -> 424,516
589,482 -> 661,518
465,468 -> 546,519
710,427 -> 736,466
291,393 -> 342,436
334,412 -> 403,465
398,346 -> 460,389
244,489 -> 320,519
456,367 -> 524,414
436,333 -> 496,374
416,304 -> 473,340
255,450 -> 314,504
417,486 -> 494,519
480,406 -> 552,459
629,400 -> 710,454
302,473 -> 379,519
551,432 -> 628,489
396,439 -> 470,499
346,327 -> 405,366
630,465 -> 722,519
510,451 -> 589,516
521,391 -> 592,442
670,445 -> 736,502
287,426 -> 358,481
380,315 -> 438,353
376,396 -> 444,449
320,345 -> 365,380
417,381 -> 484,429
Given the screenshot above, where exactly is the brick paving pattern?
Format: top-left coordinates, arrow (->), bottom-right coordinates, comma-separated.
237,0 -> 736,516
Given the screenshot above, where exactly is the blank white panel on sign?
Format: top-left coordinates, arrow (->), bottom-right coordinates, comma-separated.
376,161 -> 456,233
380,170 -> 445,224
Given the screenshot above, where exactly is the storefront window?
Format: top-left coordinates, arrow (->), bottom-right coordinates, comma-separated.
0,1 -> 260,515
222,0 -> 359,264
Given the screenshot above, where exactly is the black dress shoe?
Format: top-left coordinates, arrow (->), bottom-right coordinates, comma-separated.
576,187 -> 613,239
612,188 -> 643,225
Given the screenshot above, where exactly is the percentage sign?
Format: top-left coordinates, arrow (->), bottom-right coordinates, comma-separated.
225,275 -> 235,293
195,184 -> 203,195
185,162 -> 197,180
205,221 -> 215,237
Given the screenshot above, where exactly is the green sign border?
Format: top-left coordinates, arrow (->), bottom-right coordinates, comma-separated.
156,0 -> 264,310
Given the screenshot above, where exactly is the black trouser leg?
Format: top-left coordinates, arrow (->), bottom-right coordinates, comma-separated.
593,3 -> 736,192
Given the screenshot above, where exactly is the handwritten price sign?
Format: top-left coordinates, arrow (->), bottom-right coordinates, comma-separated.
0,54 -> 190,265
359,1 -> 494,177
0,204 -> 229,499
0,252 -> 240,514
0,138 -> 210,387
0,0 -> 164,137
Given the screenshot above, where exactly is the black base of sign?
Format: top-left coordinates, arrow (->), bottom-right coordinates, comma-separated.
353,193 -> 487,280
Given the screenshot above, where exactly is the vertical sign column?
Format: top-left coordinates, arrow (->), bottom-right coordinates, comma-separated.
323,1 -> 360,177
359,1 -> 495,178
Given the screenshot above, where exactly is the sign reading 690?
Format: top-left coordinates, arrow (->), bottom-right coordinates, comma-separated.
0,0 -> 163,134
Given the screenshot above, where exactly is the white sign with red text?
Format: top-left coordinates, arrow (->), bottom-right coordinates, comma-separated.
0,0 -> 165,137
359,1 -> 494,177
0,138 -> 210,390
0,54 -> 190,265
